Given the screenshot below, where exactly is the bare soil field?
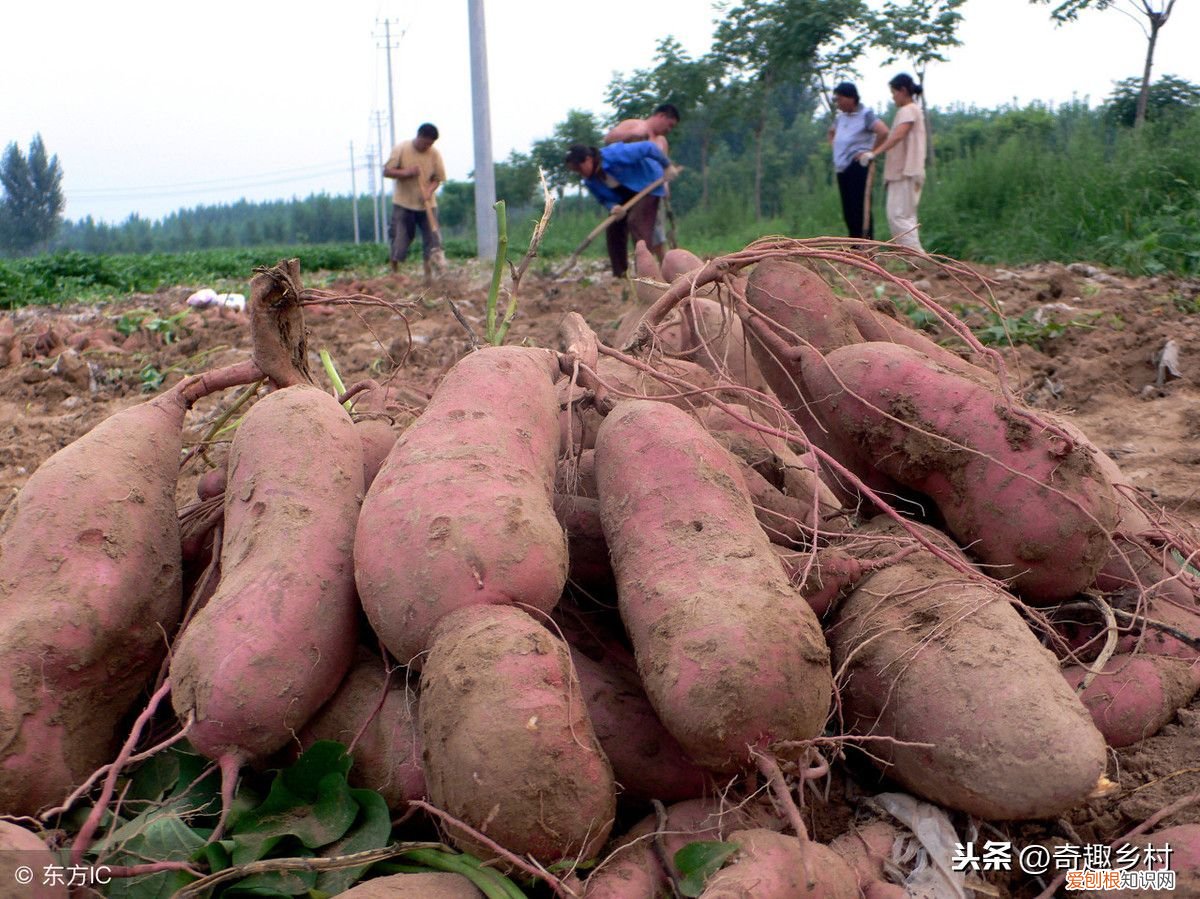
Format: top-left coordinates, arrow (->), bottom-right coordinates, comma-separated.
1,252 -> 1198,896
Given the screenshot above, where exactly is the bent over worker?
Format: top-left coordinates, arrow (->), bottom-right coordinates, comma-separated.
565,140 -> 675,279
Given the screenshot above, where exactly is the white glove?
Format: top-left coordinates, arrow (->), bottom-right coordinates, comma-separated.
858,151 -> 876,164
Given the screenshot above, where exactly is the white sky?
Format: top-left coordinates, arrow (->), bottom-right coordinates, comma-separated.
2,0 -> 1195,224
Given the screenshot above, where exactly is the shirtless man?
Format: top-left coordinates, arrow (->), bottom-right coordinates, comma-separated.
604,104 -> 680,261
604,103 -> 680,155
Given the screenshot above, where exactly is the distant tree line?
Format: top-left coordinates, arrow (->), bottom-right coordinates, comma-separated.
1,0 -> 1197,264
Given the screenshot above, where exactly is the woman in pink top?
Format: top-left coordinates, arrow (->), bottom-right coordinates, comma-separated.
859,73 -> 927,253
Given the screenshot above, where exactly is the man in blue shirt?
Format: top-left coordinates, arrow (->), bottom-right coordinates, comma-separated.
565,141 -> 676,278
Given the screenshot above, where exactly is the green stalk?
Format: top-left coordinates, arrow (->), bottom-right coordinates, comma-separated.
485,200 -> 509,346
395,848 -> 527,899
319,349 -> 350,408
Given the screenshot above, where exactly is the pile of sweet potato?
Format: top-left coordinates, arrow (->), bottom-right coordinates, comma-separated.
1,246 -> 1198,897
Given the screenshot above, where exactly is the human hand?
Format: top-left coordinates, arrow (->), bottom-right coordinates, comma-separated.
664,164 -> 682,183
858,151 -> 875,164
610,204 -> 627,221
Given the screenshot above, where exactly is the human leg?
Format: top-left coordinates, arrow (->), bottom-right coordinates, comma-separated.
606,217 -> 630,278
886,176 -> 924,252
627,196 -> 660,264
391,206 -> 418,266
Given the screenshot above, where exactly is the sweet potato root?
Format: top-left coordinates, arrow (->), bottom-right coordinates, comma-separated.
298,649 -> 425,809
419,605 -> 616,864
0,364 -> 258,815
827,522 -> 1108,819
596,399 -> 832,772
171,384 -> 363,764
571,646 -> 710,803
356,346 -> 567,665
803,341 -> 1119,600
1064,654 -> 1199,747
700,828 -> 859,898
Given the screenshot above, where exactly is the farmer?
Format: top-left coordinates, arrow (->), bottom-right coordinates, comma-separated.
857,74 -> 927,253
604,103 -> 680,155
604,103 -> 681,262
828,81 -> 888,240
383,122 -> 447,279
565,141 -> 678,279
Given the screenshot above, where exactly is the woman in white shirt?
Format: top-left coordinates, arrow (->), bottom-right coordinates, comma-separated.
859,74 -> 927,253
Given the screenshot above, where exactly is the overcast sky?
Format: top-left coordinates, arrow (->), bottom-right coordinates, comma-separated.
2,0 -> 1195,224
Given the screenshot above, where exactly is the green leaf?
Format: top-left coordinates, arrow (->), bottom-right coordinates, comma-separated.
226,863 -> 317,896
674,841 -> 737,898
231,772 -> 358,865
283,742 -> 353,803
97,812 -> 208,899
314,789 -> 393,895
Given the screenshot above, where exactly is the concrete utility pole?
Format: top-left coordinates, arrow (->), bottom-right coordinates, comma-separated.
349,141 -> 360,245
374,111 -> 389,245
376,19 -> 402,149
468,0 -> 498,259
366,145 -> 380,244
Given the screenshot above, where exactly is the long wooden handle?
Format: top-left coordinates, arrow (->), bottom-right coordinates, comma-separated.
423,197 -> 441,236
862,159 -> 875,235
553,174 -> 670,278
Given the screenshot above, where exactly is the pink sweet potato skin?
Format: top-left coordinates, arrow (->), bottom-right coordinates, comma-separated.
0,822 -> 68,898
583,798 -> 781,899
746,258 -> 863,353
1064,654 -> 1199,747
355,346 -> 567,665
595,400 -> 832,772
571,647 -> 710,803
803,341 -> 1119,600
419,605 -> 616,865
171,385 -> 363,761
700,829 -> 859,899
337,872 -> 483,898
553,494 -> 617,594
828,534 -> 1108,820
298,650 -> 425,809
0,389 -> 189,814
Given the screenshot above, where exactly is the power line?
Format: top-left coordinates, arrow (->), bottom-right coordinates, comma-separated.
68,160 -> 351,196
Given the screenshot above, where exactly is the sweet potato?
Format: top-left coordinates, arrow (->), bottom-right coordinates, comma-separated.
827,521 -> 1109,819
680,297 -> 770,393
356,346 -> 567,665
571,646 -> 710,803
298,649 -> 425,809
595,400 -> 832,772
802,341 -> 1119,600
1064,654 -> 1199,747
0,365 -> 256,815
338,872 -> 483,898
553,493 -> 616,594
0,821 -> 67,898
583,798 -> 780,899
745,258 -> 863,353
829,820 -> 905,898
700,829 -> 859,899
557,448 -> 598,499
171,384 -> 363,764
419,605 -> 616,864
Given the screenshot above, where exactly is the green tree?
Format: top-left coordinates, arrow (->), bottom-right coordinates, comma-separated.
0,134 -> 65,255
1032,0 -> 1177,128
869,0 -> 967,162
1105,73 -> 1200,127
713,0 -> 863,219
530,109 -> 603,194
494,150 -> 540,207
